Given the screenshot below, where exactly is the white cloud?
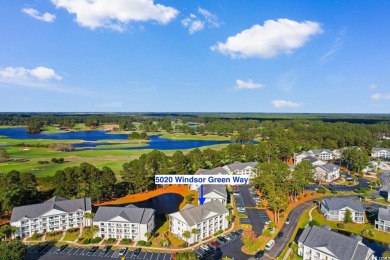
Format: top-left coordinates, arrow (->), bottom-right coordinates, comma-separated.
211,18 -> 322,59
0,66 -> 61,81
368,84 -> 377,89
198,7 -> 219,28
99,101 -> 123,109
272,100 -> 303,108
22,8 -> 56,22
319,28 -> 346,62
371,93 -> 390,100
51,0 -> 178,31
181,16 -> 204,34
181,7 -> 219,34
235,79 -> 264,90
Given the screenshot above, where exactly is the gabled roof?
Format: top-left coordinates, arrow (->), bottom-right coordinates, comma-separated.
298,225 -> 372,260
321,197 -> 364,212
195,167 -> 228,175
317,163 -> 339,173
378,207 -> 390,221
309,149 -> 333,154
93,205 -> 155,224
296,151 -> 311,157
224,162 -> 257,172
11,197 -> 92,223
44,196 -> 68,203
170,200 -> 228,226
202,184 -> 227,198
302,156 -> 321,163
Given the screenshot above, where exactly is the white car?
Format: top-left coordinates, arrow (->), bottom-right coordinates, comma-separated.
118,247 -> 127,256
200,245 -> 211,252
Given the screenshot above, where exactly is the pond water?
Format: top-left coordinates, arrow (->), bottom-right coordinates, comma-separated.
0,127 -> 232,150
113,193 -> 184,215
335,229 -> 390,257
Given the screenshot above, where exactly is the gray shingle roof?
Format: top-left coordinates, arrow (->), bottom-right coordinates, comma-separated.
298,225 -> 372,260
93,205 -> 155,224
171,200 -> 228,226
318,163 -> 339,173
310,149 -> 332,154
10,197 -> 92,223
321,197 -> 364,212
378,207 -> 390,221
202,184 -> 227,198
195,167 -> 228,175
224,162 -> 257,172
302,156 -> 320,163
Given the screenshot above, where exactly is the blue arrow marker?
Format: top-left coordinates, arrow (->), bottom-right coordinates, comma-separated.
198,185 -> 206,205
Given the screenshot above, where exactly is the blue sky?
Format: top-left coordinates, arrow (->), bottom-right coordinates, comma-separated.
0,0 -> 389,113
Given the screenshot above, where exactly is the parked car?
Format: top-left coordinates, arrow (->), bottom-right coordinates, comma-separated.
265,239 -> 275,251
222,234 -> 231,241
57,244 -> 68,252
210,241 -> 219,249
285,218 -> 290,224
255,250 -> 265,259
134,248 -> 141,256
265,220 -> 270,225
277,232 -> 284,238
102,245 -> 112,254
88,246 -> 99,255
200,245 -> 212,252
236,229 -> 244,234
217,236 -> 227,243
118,247 -> 127,256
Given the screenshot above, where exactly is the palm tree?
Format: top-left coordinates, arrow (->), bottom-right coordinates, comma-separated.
83,212 -> 95,226
190,228 -> 198,243
85,225 -> 99,239
182,231 -> 191,246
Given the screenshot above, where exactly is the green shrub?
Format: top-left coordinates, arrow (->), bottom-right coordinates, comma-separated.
337,223 -> 345,229
82,239 -> 90,244
213,229 -> 223,236
269,222 -> 277,228
38,161 -> 49,164
317,189 -> 325,194
137,240 -> 146,246
121,238 -> 132,245
145,242 -> 152,246
46,231 -> 62,237
106,238 -> 116,243
331,190 -> 338,194
160,240 -> 170,247
238,213 -> 247,218
31,232 -> 40,240
67,227 -> 79,233
262,229 -> 271,237
91,237 -> 102,243
368,231 -> 375,238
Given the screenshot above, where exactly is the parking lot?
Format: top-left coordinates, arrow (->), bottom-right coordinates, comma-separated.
194,230 -> 243,260
25,244 -> 173,260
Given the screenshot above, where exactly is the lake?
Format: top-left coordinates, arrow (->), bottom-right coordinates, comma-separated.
0,127 -> 232,150
109,193 -> 184,214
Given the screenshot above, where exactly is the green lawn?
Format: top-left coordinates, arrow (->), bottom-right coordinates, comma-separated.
63,230 -> 80,241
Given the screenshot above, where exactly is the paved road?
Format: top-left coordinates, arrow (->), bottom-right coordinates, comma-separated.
240,185 -> 256,207
323,178 -> 371,192
267,202 -> 313,259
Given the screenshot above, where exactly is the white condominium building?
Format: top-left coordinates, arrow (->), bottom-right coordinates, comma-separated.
10,196 -> 92,238
169,200 -> 229,244
93,205 -> 155,241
